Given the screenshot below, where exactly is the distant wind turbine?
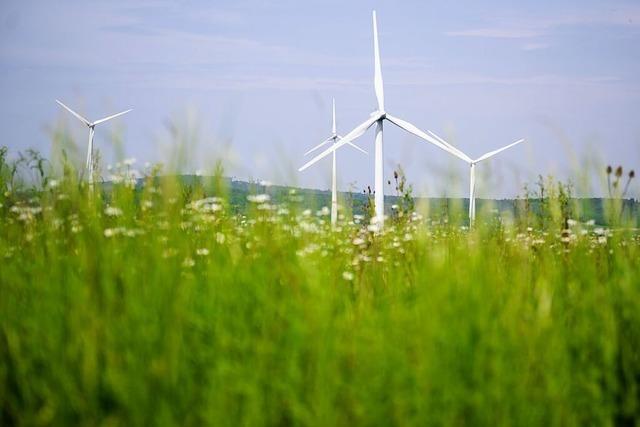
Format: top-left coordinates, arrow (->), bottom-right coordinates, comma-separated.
428,130 -> 525,223
56,100 -> 132,185
298,10 -> 466,228
304,99 -> 367,226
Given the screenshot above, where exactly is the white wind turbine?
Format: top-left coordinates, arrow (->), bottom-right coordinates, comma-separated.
304,98 -> 367,226
299,10 -> 466,228
428,130 -> 525,223
56,100 -> 132,185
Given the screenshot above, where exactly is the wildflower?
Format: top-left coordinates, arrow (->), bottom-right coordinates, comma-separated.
48,179 -> 59,188
391,204 -> 399,210
317,206 -> 330,216
123,157 -> 136,166
104,206 -> 123,217
597,236 -> 607,245
302,209 -> 312,217
615,166 -> 623,178
216,232 -> 226,244
247,194 -> 270,203
196,248 -> 210,256
585,219 -> 595,226
104,228 -> 115,237
567,219 -> 577,227
182,257 -> 195,268
342,271 -> 354,281
367,223 -> 381,233
352,237 -> 365,246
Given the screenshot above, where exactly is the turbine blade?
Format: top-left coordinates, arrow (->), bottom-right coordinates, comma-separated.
385,115 -> 471,162
299,114 -> 380,172
332,98 -> 337,135
304,136 -> 334,156
346,141 -> 368,155
427,130 -> 472,162
372,10 -> 384,111
92,109 -> 133,125
474,138 -> 525,162
56,100 -> 91,126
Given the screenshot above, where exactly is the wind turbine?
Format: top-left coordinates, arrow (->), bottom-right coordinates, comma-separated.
298,10 -> 466,228
56,100 -> 132,185
428,130 -> 525,223
304,98 -> 367,226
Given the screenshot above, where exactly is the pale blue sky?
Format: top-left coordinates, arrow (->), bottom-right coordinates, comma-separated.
1,0 -> 639,197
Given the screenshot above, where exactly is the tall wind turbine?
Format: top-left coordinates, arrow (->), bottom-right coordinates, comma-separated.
56,100 -> 132,185
304,99 -> 367,226
428,130 -> 525,223
298,10 -> 466,228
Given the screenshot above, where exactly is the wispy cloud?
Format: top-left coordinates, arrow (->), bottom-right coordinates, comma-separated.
445,28 -> 543,39
445,4 -> 640,40
521,42 -> 549,51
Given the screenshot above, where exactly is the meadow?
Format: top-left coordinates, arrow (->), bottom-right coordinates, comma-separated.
1,147 -> 639,426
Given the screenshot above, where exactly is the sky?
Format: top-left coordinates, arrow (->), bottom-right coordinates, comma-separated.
1,0 -> 639,198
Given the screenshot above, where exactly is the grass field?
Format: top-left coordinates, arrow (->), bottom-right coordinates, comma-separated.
1,152 -> 639,426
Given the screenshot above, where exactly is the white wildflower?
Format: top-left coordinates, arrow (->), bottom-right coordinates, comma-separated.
182,257 -> 195,268
317,206 -> 330,217
196,248 -> 210,256
104,206 -> 123,217
247,194 -> 270,203
216,232 -> 226,244
367,223 -> 381,233
342,271 -> 354,281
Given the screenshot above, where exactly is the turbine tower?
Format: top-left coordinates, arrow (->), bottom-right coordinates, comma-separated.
304,99 -> 367,226
428,131 -> 525,223
299,11 -> 466,228
56,100 -> 132,186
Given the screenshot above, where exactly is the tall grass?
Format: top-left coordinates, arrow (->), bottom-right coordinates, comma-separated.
0,147 -> 639,426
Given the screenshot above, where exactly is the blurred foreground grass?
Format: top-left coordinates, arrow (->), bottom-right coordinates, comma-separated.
0,149 -> 639,426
